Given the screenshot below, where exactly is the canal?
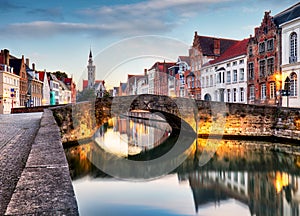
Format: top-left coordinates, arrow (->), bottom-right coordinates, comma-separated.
64,112 -> 300,216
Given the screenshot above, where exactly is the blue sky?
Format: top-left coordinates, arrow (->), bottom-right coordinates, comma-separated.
1,0 -> 299,89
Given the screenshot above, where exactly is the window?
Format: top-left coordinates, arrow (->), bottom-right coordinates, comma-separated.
210,75 -> 213,87
259,42 -> 265,53
250,85 -> 255,100
270,82 -> 276,99
290,32 -> 297,63
240,87 -> 244,102
239,59 -> 244,64
227,63 -> 230,67
261,83 -> 266,99
248,62 -> 254,79
233,70 -> 237,82
239,68 -> 244,81
249,46 -> 253,56
233,61 -> 237,66
267,58 -> 274,75
259,60 -> 266,77
201,77 -> 205,87
290,72 -> 298,96
267,39 -> 274,51
226,71 -> 231,83
227,89 -> 231,102
234,172 -> 238,182
240,173 -> 245,185
206,76 -> 209,87
233,88 -> 237,102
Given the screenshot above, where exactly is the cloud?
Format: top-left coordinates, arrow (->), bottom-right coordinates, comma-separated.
0,0 -> 25,11
27,7 -> 64,21
0,20 -> 171,38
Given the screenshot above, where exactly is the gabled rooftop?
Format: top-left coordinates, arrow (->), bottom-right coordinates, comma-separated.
210,38 -> 250,64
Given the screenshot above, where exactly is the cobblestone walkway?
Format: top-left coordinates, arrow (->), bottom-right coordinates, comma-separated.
0,113 -> 42,215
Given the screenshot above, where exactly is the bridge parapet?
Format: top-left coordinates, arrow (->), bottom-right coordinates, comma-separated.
51,94 -> 300,144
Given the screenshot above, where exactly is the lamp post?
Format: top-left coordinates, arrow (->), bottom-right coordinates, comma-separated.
284,76 -> 291,108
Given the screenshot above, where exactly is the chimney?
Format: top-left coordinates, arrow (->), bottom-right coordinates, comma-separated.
144,68 -> 147,76
32,63 -> 35,71
213,38 -> 220,55
26,58 -> 29,66
4,49 -> 9,65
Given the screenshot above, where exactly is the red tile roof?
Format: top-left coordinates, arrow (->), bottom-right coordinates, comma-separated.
210,38 -> 250,64
194,35 -> 238,56
83,80 -> 104,89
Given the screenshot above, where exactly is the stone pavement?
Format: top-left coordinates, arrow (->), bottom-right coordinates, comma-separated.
0,110 -> 78,215
0,112 -> 41,215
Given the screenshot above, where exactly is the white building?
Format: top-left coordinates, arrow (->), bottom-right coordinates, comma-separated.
0,64 -> 20,114
201,38 -> 249,103
276,3 -> 300,107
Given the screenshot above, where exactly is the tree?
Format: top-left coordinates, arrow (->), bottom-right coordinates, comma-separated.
76,88 -> 96,102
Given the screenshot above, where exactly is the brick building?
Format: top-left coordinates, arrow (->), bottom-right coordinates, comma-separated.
247,11 -> 282,106
190,32 -> 238,99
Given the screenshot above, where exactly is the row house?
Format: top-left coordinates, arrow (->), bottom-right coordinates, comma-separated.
247,11 -> 281,106
201,38 -> 249,103
190,32 -> 239,100
9,55 -> 28,107
275,3 -> 300,107
37,71 -> 51,105
64,78 -> 77,103
26,60 -> 43,107
175,56 -> 190,98
148,61 -> 176,95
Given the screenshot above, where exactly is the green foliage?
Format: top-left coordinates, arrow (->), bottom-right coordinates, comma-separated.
53,71 -> 68,80
76,88 -> 96,102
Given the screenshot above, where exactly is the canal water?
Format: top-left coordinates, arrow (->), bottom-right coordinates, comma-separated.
64,113 -> 300,216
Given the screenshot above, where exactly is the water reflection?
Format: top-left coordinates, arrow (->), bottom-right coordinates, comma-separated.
65,135 -> 300,215
94,112 -> 171,157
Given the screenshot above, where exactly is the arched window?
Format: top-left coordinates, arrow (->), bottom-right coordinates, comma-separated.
290,72 -> 297,96
290,32 -> 297,63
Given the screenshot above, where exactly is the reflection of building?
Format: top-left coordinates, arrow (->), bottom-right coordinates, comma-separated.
276,3 -> 300,107
188,170 -> 248,213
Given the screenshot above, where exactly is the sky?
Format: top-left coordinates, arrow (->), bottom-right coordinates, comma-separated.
1,0 -> 299,89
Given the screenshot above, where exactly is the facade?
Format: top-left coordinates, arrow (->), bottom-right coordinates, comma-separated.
58,80 -> 71,104
175,56 -> 190,98
49,73 -> 60,105
276,3 -> 300,107
247,11 -> 281,106
201,38 -> 249,103
26,61 -> 43,107
64,78 -> 76,103
0,63 -> 20,114
37,71 -> 50,105
9,55 -> 28,107
190,32 -> 238,99
148,61 -> 176,95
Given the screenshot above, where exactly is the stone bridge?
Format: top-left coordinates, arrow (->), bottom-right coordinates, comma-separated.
51,94 -> 300,144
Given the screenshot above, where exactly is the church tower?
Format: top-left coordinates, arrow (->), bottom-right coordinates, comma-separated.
87,49 -> 96,88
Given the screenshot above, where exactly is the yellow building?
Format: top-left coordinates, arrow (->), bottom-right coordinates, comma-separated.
0,64 -> 20,114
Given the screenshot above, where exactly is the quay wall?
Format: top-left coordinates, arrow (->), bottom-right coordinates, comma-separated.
50,95 -> 300,143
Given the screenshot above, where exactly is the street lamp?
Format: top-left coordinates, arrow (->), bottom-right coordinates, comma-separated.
284,76 -> 291,107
